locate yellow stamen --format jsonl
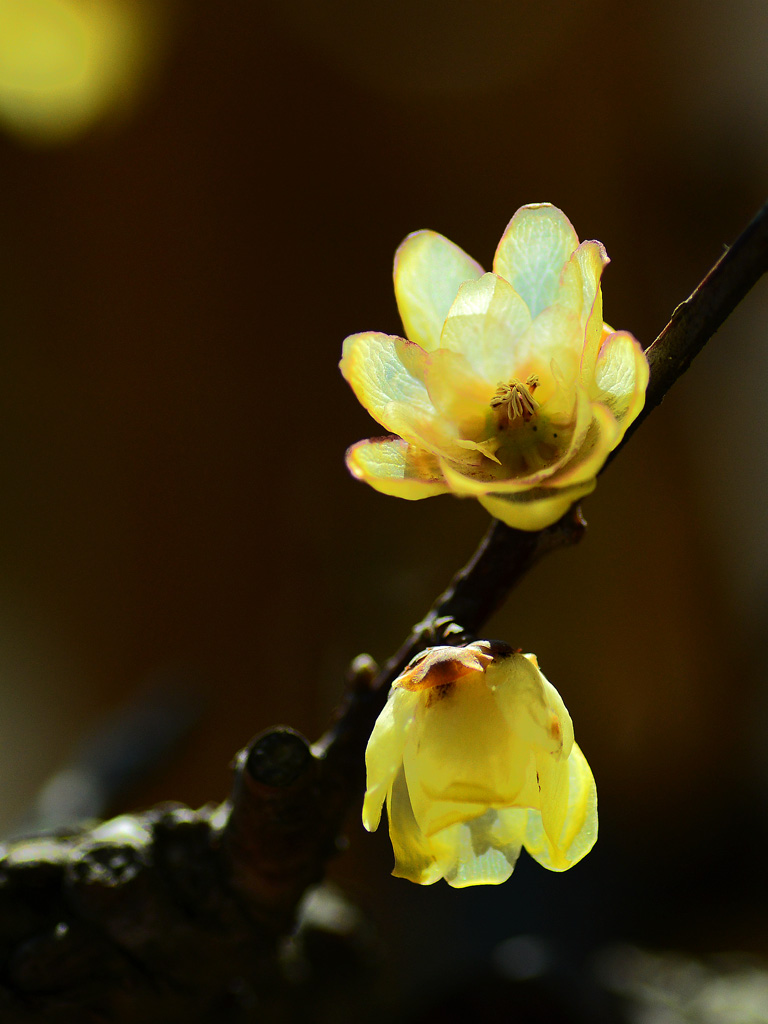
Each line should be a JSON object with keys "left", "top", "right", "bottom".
{"left": 490, "top": 378, "right": 540, "bottom": 423}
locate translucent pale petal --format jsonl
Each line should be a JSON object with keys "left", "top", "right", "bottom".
{"left": 440, "top": 274, "right": 532, "bottom": 382}
{"left": 536, "top": 667, "right": 575, "bottom": 758}
{"left": 409, "top": 792, "right": 494, "bottom": 842}
{"left": 489, "top": 653, "right": 569, "bottom": 753}
{"left": 494, "top": 204, "right": 579, "bottom": 318}
{"left": 388, "top": 767, "right": 444, "bottom": 884}
{"left": 512, "top": 303, "right": 583, "bottom": 372}
{"left": 436, "top": 810, "right": 524, "bottom": 888}
{"left": 340, "top": 332, "right": 433, "bottom": 439}
{"left": 404, "top": 675, "right": 532, "bottom": 836}
{"left": 523, "top": 744, "right": 597, "bottom": 871}
{"left": 477, "top": 477, "right": 597, "bottom": 530}
{"left": 557, "top": 241, "right": 609, "bottom": 379}
{"left": 423, "top": 348, "right": 493, "bottom": 437}
{"left": 533, "top": 751, "right": 570, "bottom": 847}
{"left": 394, "top": 230, "right": 484, "bottom": 351}
{"left": 486, "top": 805, "right": 529, "bottom": 855}
{"left": 363, "top": 688, "right": 420, "bottom": 831}
{"left": 346, "top": 437, "right": 450, "bottom": 500}
{"left": 544, "top": 404, "right": 619, "bottom": 490}
{"left": 592, "top": 330, "right": 649, "bottom": 442}
{"left": 437, "top": 455, "right": 534, "bottom": 497}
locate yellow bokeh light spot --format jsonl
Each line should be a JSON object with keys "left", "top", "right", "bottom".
{"left": 0, "top": 0, "right": 166, "bottom": 144}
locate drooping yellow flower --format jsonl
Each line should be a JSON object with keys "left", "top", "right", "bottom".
{"left": 341, "top": 204, "right": 649, "bottom": 530}
{"left": 363, "top": 640, "right": 597, "bottom": 887}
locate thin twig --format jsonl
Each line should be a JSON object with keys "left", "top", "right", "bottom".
{"left": 617, "top": 199, "right": 768, "bottom": 452}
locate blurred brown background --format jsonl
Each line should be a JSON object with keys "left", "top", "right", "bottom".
{"left": 0, "top": 0, "right": 766, "bottom": 1008}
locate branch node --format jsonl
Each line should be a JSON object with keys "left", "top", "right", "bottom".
{"left": 244, "top": 728, "right": 313, "bottom": 789}
{"left": 218, "top": 730, "right": 331, "bottom": 925}
{"left": 346, "top": 655, "right": 379, "bottom": 693}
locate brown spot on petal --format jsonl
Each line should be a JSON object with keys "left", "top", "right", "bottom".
{"left": 425, "top": 682, "right": 455, "bottom": 707}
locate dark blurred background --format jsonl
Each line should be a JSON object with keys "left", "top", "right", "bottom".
{"left": 0, "top": 0, "right": 766, "bottom": 1017}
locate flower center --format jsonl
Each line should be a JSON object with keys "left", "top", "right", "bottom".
{"left": 490, "top": 375, "right": 540, "bottom": 424}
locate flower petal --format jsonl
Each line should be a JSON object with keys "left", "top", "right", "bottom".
{"left": 533, "top": 658, "right": 574, "bottom": 758}
{"left": 436, "top": 808, "right": 526, "bottom": 888}
{"left": 477, "top": 477, "right": 597, "bottom": 530}
{"left": 404, "top": 674, "right": 532, "bottom": 836}
{"left": 394, "top": 230, "right": 484, "bottom": 351}
{"left": 388, "top": 766, "right": 444, "bottom": 884}
{"left": 340, "top": 332, "right": 433, "bottom": 438}
{"left": 493, "top": 204, "right": 579, "bottom": 318}
{"left": 510, "top": 303, "right": 584, "bottom": 387}
{"left": 363, "top": 688, "right": 420, "bottom": 832}
{"left": 489, "top": 652, "right": 570, "bottom": 754}
{"left": 558, "top": 240, "right": 610, "bottom": 378}
{"left": 591, "top": 330, "right": 649, "bottom": 443}
{"left": 440, "top": 273, "right": 532, "bottom": 382}
{"left": 423, "top": 348, "right": 494, "bottom": 437}
{"left": 523, "top": 743, "right": 598, "bottom": 871}
{"left": 346, "top": 437, "right": 450, "bottom": 499}
{"left": 542, "top": 403, "right": 620, "bottom": 490}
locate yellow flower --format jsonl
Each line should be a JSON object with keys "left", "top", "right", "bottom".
{"left": 340, "top": 203, "right": 649, "bottom": 530}
{"left": 363, "top": 640, "right": 597, "bottom": 887}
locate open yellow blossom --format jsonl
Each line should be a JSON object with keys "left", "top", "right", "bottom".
{"left": 363, "top": 640, "right": 597, "bottom": 887}
{"left": 341, "top": 203, "right": 649, "bottom": 530}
